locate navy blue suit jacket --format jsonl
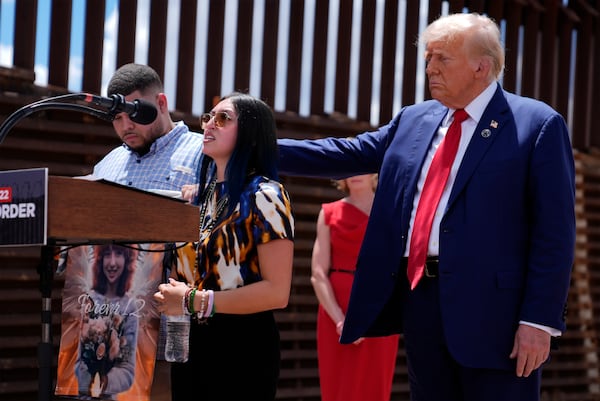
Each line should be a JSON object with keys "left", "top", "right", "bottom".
{"left": 278, "top": 84, "right": 575, "bottom": 370}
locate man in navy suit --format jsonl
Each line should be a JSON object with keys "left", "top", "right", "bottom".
{"left": 278, "top": 12, "right": 575, "bottom": 401}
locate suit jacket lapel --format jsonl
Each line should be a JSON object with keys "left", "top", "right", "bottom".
{"left": 399, "top": 106, "right": 446, "bottom": 229}
{"left": 446, "top": 86, "right": 511, "bottom": 210}
{"left": 406, "top": 105, "right": 447, "bottom": 191}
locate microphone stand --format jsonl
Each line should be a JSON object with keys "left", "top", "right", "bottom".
{"left": 0, "top": 93, "right": 114, "bottom": 145}
{"left": 0, "top": 94, "right": 115, "bottom": 401}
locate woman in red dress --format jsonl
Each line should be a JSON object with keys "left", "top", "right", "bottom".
{"left": 312, "top": 174, "right": 400, "bottom": 401}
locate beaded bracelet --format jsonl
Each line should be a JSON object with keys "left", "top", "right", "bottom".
{"left": 198, "top": 289, "right": 207, "bottom": 319}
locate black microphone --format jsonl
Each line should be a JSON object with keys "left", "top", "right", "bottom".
{"left": 80, "top": 93, "right": 158, "bottom": 125}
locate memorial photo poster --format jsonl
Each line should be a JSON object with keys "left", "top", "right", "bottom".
{"left": 55, "top": 243, "right": 167, "bottom": 401}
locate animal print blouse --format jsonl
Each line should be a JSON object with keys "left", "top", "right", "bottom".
{"left": 174, "top": 175, "right": 294, "bottom": 290}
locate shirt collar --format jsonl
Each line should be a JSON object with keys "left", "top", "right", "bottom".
{"left": 444, "top": 81, "right": 498, "bottom": 125}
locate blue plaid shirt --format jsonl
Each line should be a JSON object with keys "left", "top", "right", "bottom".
{"left": 93, "top": 121, "right": 203, "bottom": 191}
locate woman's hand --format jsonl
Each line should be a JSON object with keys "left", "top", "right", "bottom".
{"left": 153, "top": 278, "right": 189, "bottom": 315}
{"left": 335, "top": 320, "right": 364, "bottom": 345}
{"left": 181, "top": 184, "right": 199, "bottom": 202}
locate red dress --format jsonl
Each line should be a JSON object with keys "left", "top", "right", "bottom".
{"left": 317, "top": 200, "right": 400, "bottom": 401}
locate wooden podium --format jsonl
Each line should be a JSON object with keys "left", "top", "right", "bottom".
{"left": 48, "top": 176, "right": 199, "bottom": 244}
{"left": 38, "top": 176, "right": 199, "bottom": 401}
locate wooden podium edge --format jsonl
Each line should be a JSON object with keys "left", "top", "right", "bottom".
{"left": 48, "top": 176, "right": 199, "bottom": 243}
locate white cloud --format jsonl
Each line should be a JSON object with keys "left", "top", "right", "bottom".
{"left": 0, "top": 43, "right": 13, "bottom": 67}
{"left": 220, "top": 0, "right": 238, "bottom": 97}
{"left": 134, "top": 0, "right": 150, "bottom": 64}
{"left": 68, "top": 56, "right": 84, "bottom": 92}
{"left": 163, "top": 0, "right": 180, "bottom": 105}
{"left": 101, "top": 5, "right": 119, "bottom": 95}
{"left": 34, "top": 64, "right": 48, "bottom": 86}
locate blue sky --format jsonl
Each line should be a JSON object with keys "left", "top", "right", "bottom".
{"left": 0, "top": 0, "right": 199, "bottom": 109}
{"left": 2, "top": 0, "right": 384, "bottom": 118}
{"left": 0, "top": 0, "right": 577, "bottom": 131}
{"left": 0, "top": 0, "right": 441, "bottom": 124}
{"left": 0, "top": 0, "right": 460, "bottom": 125}
{"left": 0, "top": 0, "right": 574, "bottom": 120}
{"left": 1, "top": 0, "right": 118, "bottom": 92}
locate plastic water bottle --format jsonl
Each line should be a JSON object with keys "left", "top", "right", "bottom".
{"left": 164, "top": 314, "right": 190, "bottom": 363}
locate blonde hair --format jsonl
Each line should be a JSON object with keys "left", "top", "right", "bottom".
{"left": 419, "top": 13, "right": 505, "bottom": 81}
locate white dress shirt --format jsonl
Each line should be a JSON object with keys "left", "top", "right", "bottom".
{"left": 405, "top": 81, "right": 496, "bottom": 257}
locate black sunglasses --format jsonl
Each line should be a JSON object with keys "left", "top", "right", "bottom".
{"left": 200, "top": 111, "right": 236, "bottom": 129}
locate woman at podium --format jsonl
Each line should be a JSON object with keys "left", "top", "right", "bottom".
{"left": 155, "top": 92, "right": 295, "bottom": 401}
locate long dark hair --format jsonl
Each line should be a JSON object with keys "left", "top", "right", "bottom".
{"left": 196, "top": 92, "right": 278, "bottom": 215}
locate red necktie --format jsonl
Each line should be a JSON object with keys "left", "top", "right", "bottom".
{"left": 407, "top": 109, "right": 469, "bottom": 289}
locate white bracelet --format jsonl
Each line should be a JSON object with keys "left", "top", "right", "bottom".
{"left": 206, "top": 290, "right": 215, "bottom": 317}
{"left": 197, "top": 289, "right": 207, "bottom": 319}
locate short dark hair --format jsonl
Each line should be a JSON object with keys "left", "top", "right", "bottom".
{"left": 107, "top": 63, "right": 163, "bottom": 96}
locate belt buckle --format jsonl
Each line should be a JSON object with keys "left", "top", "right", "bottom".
{"left": 424, "top": 260, "right": 438, "bottom": 278}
